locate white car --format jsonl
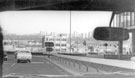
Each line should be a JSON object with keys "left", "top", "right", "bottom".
{"left": 131, "top": 57, "right": 135, "bottom": 62}
{"left": 16, "top": 51, "right": 32, "bottom": 63}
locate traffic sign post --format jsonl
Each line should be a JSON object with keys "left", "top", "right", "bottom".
{"left": 45, "top": 42, "right": 54, "bottom": 58}
{"left": 46, "top": 47, "right": 53, "bottom": 52}
{"left": 45, "top": 42, "right": 54, "bottom": 52}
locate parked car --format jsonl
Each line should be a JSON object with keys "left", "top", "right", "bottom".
{"left": 16, "top": 50, "right": 32, "bottom": 63}
{"left": 131, "top": 57, "right": 135, "bottom": 62}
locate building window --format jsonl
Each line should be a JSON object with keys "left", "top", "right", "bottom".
{"left": 49, "top": 38, "right": 54, "bottom": 41}
{"left": 61, "top": 49, "right": 66, "bottom": 51}
{"left": 46, "top": 38, "right": 48, "bottom": 41}
{"left": 56, "top": 49, "right": 60, "bottom": 51}
{"left": 61, "top": 44, "right": 66, "bottom": 46}
{"left": 62, "top": 39, "right": 66, "bottom": 41}
{"left": 55, "top": 44, "right": 60, "bottom": 46}
{"left": 131, "top": 12, "right": 135, "bottom": 26}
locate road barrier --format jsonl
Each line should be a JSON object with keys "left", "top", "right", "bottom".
{"left": 58, "top": 53, "right": 87, "bottom": 56}
{"left": 47, "top": 53, "right": 135, "bottom": 74}
{"left": 104, "top": 55, "right": 132, "bottom": 59}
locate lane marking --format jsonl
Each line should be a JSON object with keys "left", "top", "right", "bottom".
{"left": 46, "top": 61, "right": 51, "bottom": 64}
{"left": 31, "top": 62, "right": 44, "bottom": 64}
{"left": 3, "top": 73, "right": 71, "bottom": 78}
{"left": 38, "top": 75, "right": 70, "bottom": 77}
{"left": 32, "top": 56, "right": 44, "bottom": 58}
{"left": 11, "top": 63, "right": 16, "bottom": 67}
{"left": 3, "top": 73, "right": 24, "bottom": 78}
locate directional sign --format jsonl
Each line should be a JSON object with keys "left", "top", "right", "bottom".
{"left": 45, "top": 42, "right": 54, "bottom": 47}
{"left": 46, "top": 47, "right": 53, "bottom": 52}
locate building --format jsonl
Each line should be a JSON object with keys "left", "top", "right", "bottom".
{"left": 43, "top": 33, "right": 68, "bottom": 53}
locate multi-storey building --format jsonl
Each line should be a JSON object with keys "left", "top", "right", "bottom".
{"left": 42, "top": 33, "right": 68, "bottom": 53}
{"left": 54, "top": 34, "right": 67, "bottom": 52}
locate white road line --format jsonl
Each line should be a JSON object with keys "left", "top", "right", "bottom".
{"left": 32, "top": 56, "right": 44, "bottom": 58}
{"left": 31, "top": 62, "right": 44, "bottom": 64}
{"left": 46, "top": 61, "right": 50, "bottom": 64}
{"left": 38, "top": 75, "right": 70, "bottom": 77}
{"left": 11, "top": 63, "right": 16, "bottom": 67}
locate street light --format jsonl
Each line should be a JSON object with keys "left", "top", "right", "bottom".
{"left": 60, "top": 34, "right": 62, "bottom": 53}
{"left": 70, "top": 11, "right": 72, "bottom": 53}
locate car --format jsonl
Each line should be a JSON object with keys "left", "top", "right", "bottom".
{"left": 131, "top": 57, "right": 135, "bottom": 62}
{"left": 16, "top": 51, "right": 32, "bottom": 63}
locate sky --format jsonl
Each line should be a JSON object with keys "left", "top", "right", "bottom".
{"left": 0, "top": 11, "right": 112, "bottom": 35}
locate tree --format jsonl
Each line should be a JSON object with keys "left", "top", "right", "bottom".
{"left": 88, "top": 46, "right": 94, "bottom": 52}
{"left": 104, "top": 43, "right": 108, "bottom": 47}
{"left": 83, "top": 40, "right": 87, "bottom": 52}
{"left": 83, "top": 40, "right": 86, "bottom": 46}
{"left": 104, "top": 43, "right": 108, "bottom": 53}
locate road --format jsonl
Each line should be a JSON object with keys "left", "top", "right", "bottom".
{"left": 2, "top": 54, "right": 135, "bottom": 78}
{"left": 3, "top": 54, "right": 71, "bottom": 78}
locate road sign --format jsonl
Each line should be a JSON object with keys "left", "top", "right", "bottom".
{"left": 104, "top": 43, "right": 108, "bottom": 47}
{"left": 46, "top": 47, "right": 53, "bottom": 52}
{"left": 45, "top": 42, "right": 54, "bottom": 47}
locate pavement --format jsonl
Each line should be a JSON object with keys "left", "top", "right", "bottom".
{"left": 2, "top": 54, "right": 135, "bottom": 78}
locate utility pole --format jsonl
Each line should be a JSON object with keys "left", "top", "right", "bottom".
{"left": 70, "top": 11, "right": 72, "bottom": 53}
{"left": 118, "top": 40, "right": 123, "bottom": 59}
{"left": 60, "top": 34, "right": 62, "bottom": 53}
{"left": 0, "top": 27, "right": 3, "bottom": 78}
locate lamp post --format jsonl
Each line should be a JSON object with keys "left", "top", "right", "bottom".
{"left": 60, "top": 34, "right": 62, "bottom": 53}
{"left": 70, "top": 11, "right": 72, "bottom": 53}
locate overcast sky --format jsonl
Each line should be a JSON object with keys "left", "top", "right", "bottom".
{"left": 0, "top": 11, "right": 112, "bottom": 35}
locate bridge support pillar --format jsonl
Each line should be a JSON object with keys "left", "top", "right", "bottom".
{"left": 132, "top": 30, "right": 135, "bottom": 56}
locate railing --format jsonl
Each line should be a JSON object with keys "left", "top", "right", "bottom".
{"left": 47, "top": 53, "right": 135, "bottom": 74}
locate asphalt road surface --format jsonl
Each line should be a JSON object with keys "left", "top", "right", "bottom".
{"left": 3, "top": 54, "right": 71, "bottom": 76}
{"left": 2, "top": 54, "right": 135, "bottom": 78}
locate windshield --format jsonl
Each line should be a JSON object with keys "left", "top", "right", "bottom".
{"left": 1, "top": 6, "right": 135, "bottom": 78}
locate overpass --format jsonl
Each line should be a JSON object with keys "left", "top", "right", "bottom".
{"left": 112, "top": 12, "right": 135, "bottom": 55}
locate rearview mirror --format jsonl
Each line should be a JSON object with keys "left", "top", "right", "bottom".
{"left": 93, "top": 27, "right": 129, "bottom": 41}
